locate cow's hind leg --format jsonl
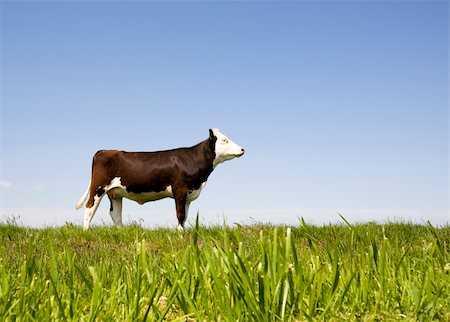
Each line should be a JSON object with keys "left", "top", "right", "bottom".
{"left": 108, "top": 195, "right": 123, "bottom": 226}
{"left": 83, "top": 188, "right": 105, "bottom": 230}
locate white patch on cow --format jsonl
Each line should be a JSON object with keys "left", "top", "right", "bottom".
{"left": 127, "top": 189, "right": 174, "bottom": 204}
{"left": 185, "top": 202, "right": 191, "bottom": 217}
{"left": 83, "top": 194, "right": 103, "bottom": 230}
{"left": 109, "top": 197, "right": 123, "bottom": 225}
{"left": 212, "top": 128, "right": 245, "bottom": 168}
{"left": 105, "top": 177, "right": 126, "bottom": 191}
{"left": 108, "top": 181, "right": 174, "bottom": 205}
{"left": 183, "top": 201, "right": 191, "bottom": 227}
{"left": 187, "top": 181, "right": 207, "bottom": 202}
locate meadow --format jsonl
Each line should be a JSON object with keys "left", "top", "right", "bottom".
{"left": 0, "top": 217, "right": 448, "bottom": 321}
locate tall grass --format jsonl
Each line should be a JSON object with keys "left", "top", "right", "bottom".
{"left": 0, "top": 218, "right": 448, "bottom": 321}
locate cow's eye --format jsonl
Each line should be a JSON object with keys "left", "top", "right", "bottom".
{"left": 223, "top": 139, "right": 229, "bottom": 143}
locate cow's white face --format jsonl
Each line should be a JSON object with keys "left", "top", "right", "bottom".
{"left": 211, "top": 128, "right": 245, "bottom": 167}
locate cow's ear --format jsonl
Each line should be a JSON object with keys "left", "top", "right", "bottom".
{"left": 209, "top": 129, "right": 215, "bottom": 141}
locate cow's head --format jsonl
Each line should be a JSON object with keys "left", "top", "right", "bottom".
{"left": 209, "top": 128, "right": 245, "bottom": 167}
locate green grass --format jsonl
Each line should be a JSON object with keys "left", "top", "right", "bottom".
{"left": 0, "top": 218, "right": 449, "bottom": 321}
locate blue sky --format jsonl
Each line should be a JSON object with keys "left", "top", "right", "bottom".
{"left": 0, "top": 1, "right": 448, "bottom": 227}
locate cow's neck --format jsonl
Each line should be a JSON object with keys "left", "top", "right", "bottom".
{"left": 192, "top": 139, "right": 216, "bottom": 178}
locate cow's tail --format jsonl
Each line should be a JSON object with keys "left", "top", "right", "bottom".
{"left": 75, "top": 182, "right": 91, "bottom": 210}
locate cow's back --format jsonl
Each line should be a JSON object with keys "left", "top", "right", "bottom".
{"left": 92, "top": 149, "right": 179, "bottom": 194}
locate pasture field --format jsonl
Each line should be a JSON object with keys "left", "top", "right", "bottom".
{"left": 0, "top": 218, "right": 449, "bottom": 321}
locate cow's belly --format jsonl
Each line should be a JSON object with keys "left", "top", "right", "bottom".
{"left": 108, "top": 186, "right": 174, "bottom": 205}
{"left": 104, "top": 177, "right": 206, "bottom": 204}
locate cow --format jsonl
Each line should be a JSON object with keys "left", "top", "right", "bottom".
{"left": 75, "top": 128, "right": 244, "bottom": 230}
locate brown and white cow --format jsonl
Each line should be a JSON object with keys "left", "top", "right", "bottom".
{"left": 76, "top": 128, "right": 244, "bottom": 229}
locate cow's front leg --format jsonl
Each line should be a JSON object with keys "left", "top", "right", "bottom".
{"left": 174, "top": 190, "right": 188, "bottom": 230}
